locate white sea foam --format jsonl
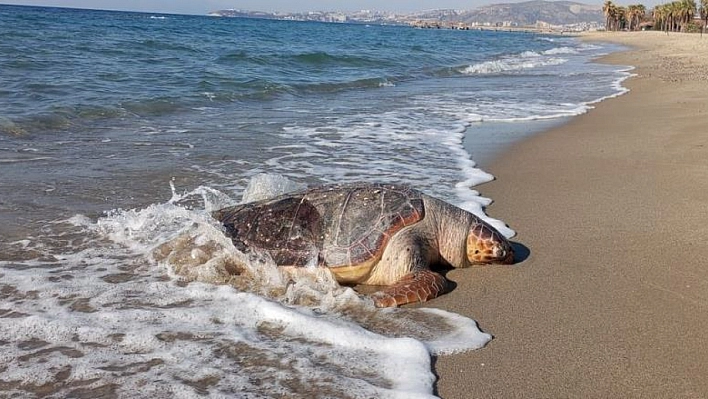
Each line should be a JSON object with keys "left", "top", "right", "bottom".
{"left": 462, "top": 54, "right": 567, "bottom": 75}
{"left": 543, "top": 46, "right": 578, "bottom": 55}
{"left": 277, "top": 108, "right": 508, "bottom": 236}
{"left": 579, "top": 43, "right": 603, "bottom": 51}
{"left": 484, "top": 103, "right": 592, "bottom": 122}
{"left": 520, "top": 50, "right": 541, "bottom": 58}
{"left": 0, "top": 180, "right": 492, "bottom": 398}
{"left": 585, "top": 66, "right": 635, "bottom": 105}
{"left": 240, "top": 173, "right": 307, "bottom": 203}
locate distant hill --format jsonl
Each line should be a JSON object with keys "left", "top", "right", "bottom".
{"left": 458, "top": 0, "right": 604, "bottom": 26}
{"left": 210, "top": 1, "right": 605, "bottom": 28}
{"left": 409, "top": 1, "right": 603, "bottom": 26}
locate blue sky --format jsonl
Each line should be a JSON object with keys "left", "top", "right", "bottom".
{"left": 0, "top": 0, "right": 631, "bottom": 15}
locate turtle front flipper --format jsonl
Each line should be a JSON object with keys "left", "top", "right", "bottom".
{"left": 371, "top": 270, "right": 450, "bottom": 307}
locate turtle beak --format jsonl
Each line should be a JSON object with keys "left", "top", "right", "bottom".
{"left": 499, "top": 247, "right": 514, "bottom": 265}
{"left": 495, "top": 243, "right": 515, "bottom": 264}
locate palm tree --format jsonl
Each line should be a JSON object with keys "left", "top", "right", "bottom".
{"left": 666, "top": 2, "right": 679, "bottom": 31}
{"left": 603, "top": 1, "right": 626, "bottom": 31}
{"left": 627, "top": 4, "right": 646, "bottom": 30}
{"left": 700, "top": 0, "right": 708, "bottom": 35}
{"left": 616, "top": 6, "right": 628, "bottom": 29}
{"left": 636, "top": 4, "right": 647, "bottom": 29}
{"left": 627, "top": 5, "right": 637, "bottom": 30}
{"left": 678, "top": 0, "right": 696, "bottom": 29}
{"left": 657, "top": 0, "right": 697, "bottom": 31}
{"left": 652, "top": 5, "right": 665, "bottom": 31}
{"left": 603, "top": 0, "right": 616, "bottom": 30}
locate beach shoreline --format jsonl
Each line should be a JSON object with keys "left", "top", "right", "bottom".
{"left": 434, "top": 31, "right": 708, "bottom": 398}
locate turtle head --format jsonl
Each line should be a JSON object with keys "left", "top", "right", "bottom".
{"left": 466, "top": 221, "right": 514, "bottom": 265}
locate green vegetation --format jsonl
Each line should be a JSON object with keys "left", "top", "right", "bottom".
{"left": 602, "top": 2, "right": 645, "bottom": 31}
{"left": 603, "top": 0, "right": 708, "bottom": 33}
{"left": 701, "top": 0, "right": 708, "bottom": 35}
{"left": 653, "top": 0, "right": 696, "bottom": 32}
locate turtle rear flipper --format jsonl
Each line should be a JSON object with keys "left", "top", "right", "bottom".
{"left": 371, "top": 270, "right": 450, "bottom": 307}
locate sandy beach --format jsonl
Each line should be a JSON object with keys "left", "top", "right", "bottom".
{"left": 434, "top": 31, "right": 708, "bottom": 398}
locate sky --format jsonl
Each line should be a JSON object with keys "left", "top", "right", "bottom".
{"left": 0, "top": 0, "right": 643, "bottom": 15}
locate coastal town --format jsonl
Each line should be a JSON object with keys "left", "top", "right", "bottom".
{"left": 210, "top": 0, "right": 708, "bottom": 33}
{"left": 208, "top": 2, "right": 606, "bottom": 32}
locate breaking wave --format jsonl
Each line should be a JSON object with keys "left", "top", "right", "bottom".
{"left": 461, "top": 52, "right": 568, "bottom": 75}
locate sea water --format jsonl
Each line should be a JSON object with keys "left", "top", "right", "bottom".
{"left": 0, "top": 5, "right": 630, "bottom": 397}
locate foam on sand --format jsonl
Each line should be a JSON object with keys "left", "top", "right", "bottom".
{"left": 0, "top": 178, "right": 492, "bottom": 398}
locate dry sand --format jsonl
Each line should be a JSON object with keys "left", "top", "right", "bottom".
{"left": 434, "top": 31, "right": 708, "bottom": 398}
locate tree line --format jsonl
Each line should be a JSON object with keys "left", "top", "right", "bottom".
{"left": 603, "top": 0, "right": 708, "bottom": 33}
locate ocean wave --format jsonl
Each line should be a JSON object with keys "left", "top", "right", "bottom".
{"left": 580, "top": 43, "right": 603, "bottom": 51}
{"left": 0, "top": 156, "right": 54, "bottom": 163}
{"left": 523, "top": 47, "right": 579, "bottom": 57}
{"left": 461, "top": 56, "right": 567, "bottom": 75}
{"left": 520, "top": 50, "right": 542, "bottom": 58}
{"left": 584, "top": 66, "right": 635, "bottom": 105}
{"left": 134, "top": 38, "right": 201, "bottom": 53}
{"left": 543, "top": 46, "right": 579, "bottom": 55}
{"left": 0, "top": 101, "right": 182, "bottom": 136}
{"left": 215, "top": 51, "right": 270, "bottom": 65}
{"left": 0, "top": 74, "right": 402, "bottom": 136}
{"left": 216, "top": 50, "right": 390, "bottom": 72}
{"left": 292, "top": 51, "right": 385, "bottom": 68}
{"left": 293, "top": 76, "right": 401, "bottom": 94}
{"left": 484, "top": 105, "right": 591, "bottom": 122}
{"left": 120, "top": 98, "right": 188, "bottom": 116}
{"left": 0, "top": 112, "right": 74, "bottom": 135}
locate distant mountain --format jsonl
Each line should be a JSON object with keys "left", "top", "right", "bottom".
{"left": 210, "top": 1, "right": 605, "bottom": 28}
{"left": 458, "top": 0, "right": 604, "bottom": 26}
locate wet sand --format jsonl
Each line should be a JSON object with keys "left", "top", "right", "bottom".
{"left": 434, "top": 31, "right": 708, "bottom": 398}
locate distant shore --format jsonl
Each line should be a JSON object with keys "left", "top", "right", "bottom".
{"left": 410, "top": 20, "right": 571, "bottom": 34}
{"left": 434, "top": 30, "right": 708, "bottom": 398}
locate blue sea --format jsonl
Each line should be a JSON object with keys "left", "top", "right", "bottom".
{"left": 0, "top": 5, "right": 630, "bottom": 398}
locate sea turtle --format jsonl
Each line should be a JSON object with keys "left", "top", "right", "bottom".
{"left": 213, "top": 183, "right": 514, "bottom": 307}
